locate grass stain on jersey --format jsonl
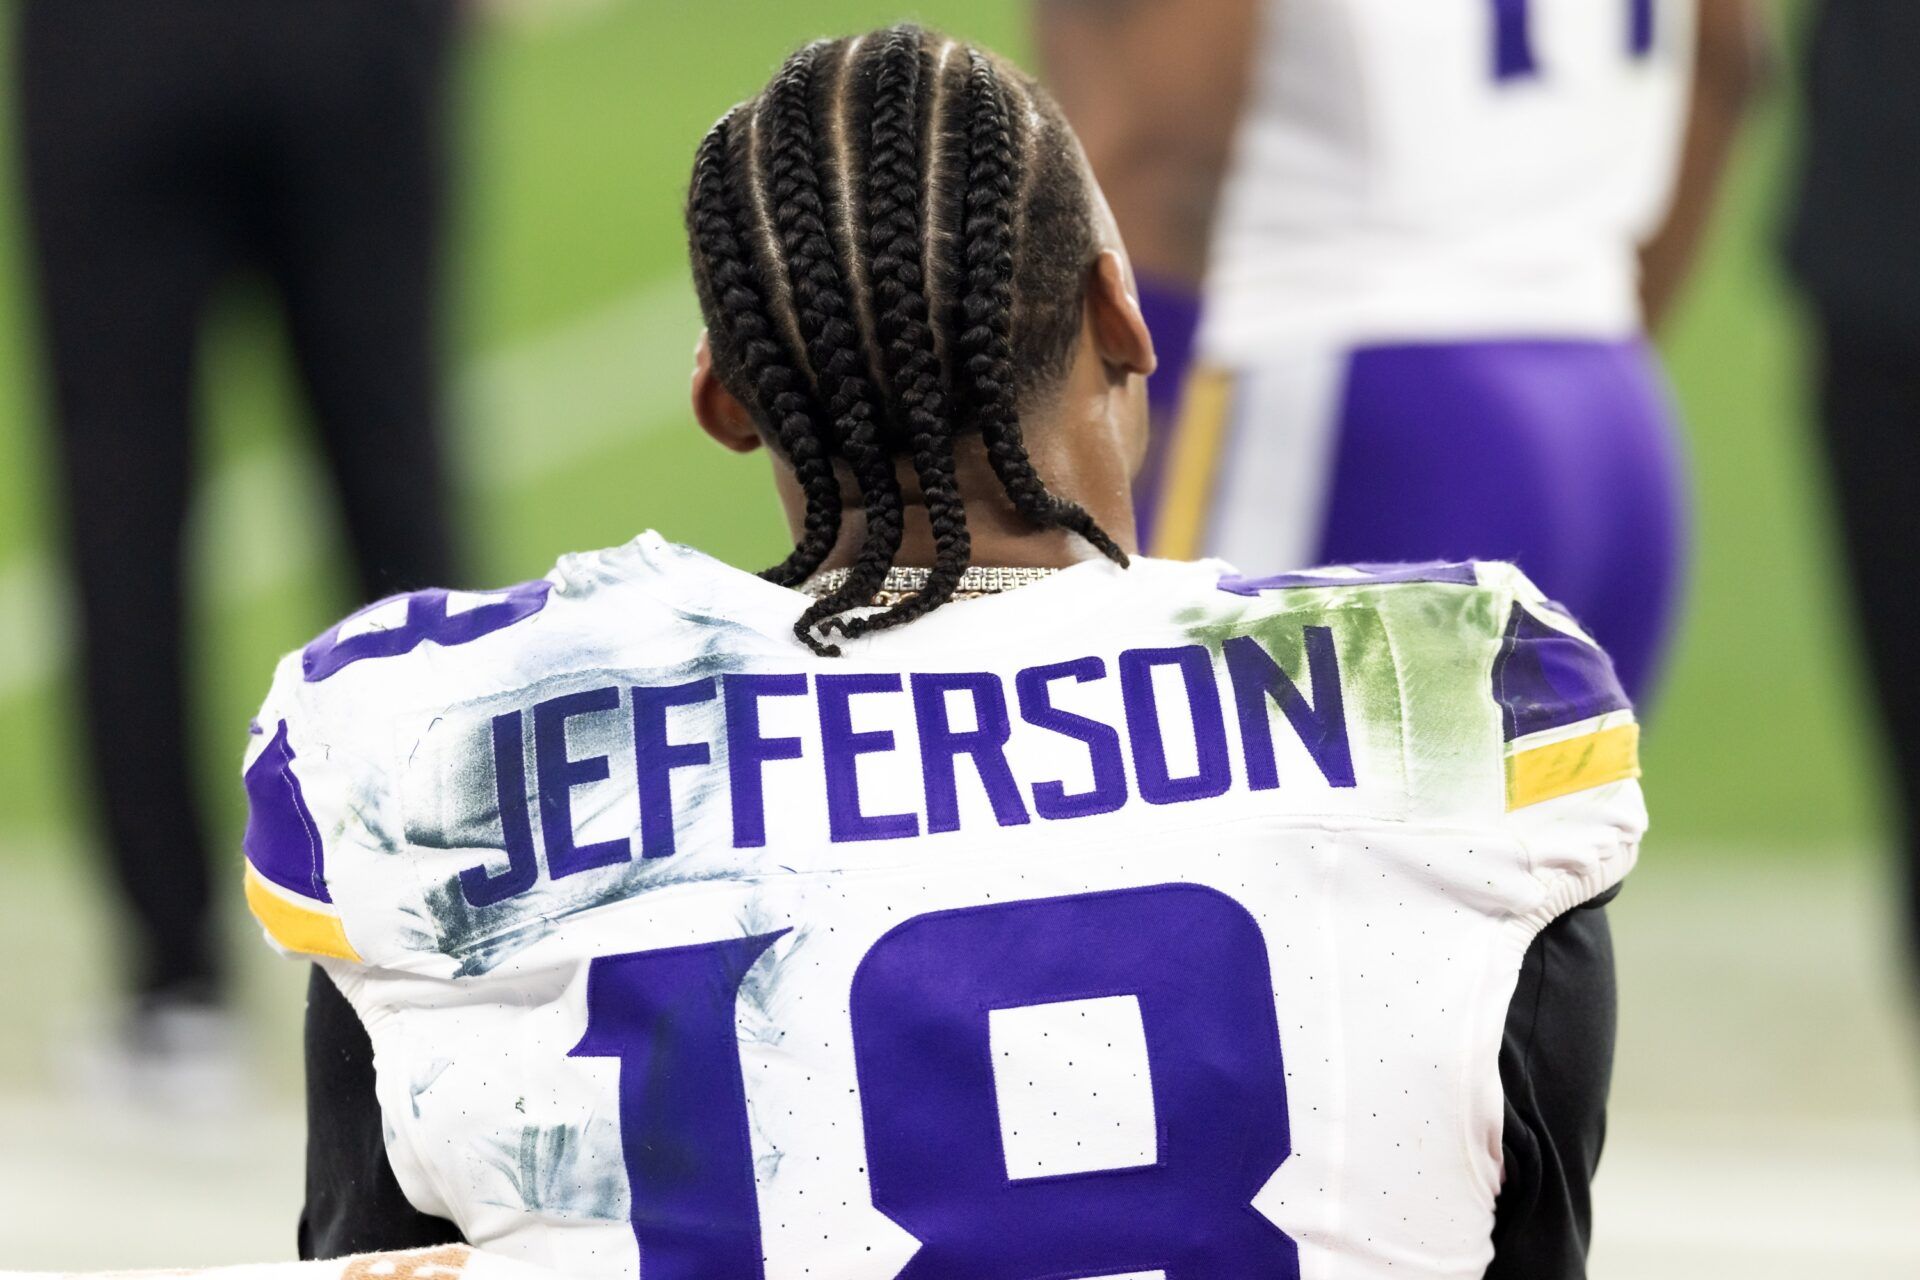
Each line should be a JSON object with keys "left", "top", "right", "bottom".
{"left": 1179, "top": 579, "right": 1513, "bottom": 812}
{"left": 1180, "top": 592, "right": 1409, "bottom": 795}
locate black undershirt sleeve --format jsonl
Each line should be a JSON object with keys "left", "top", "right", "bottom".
{"left": 300, "top": 893, "right": 1621, "bottom": 1270}
{"left": 300, "top": 965, "right": 464, "bottom": 1260}
{"left": 1485, "top": 884, "right": 1622, "bottom": 1280}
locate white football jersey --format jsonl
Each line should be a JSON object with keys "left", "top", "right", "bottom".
{"left": 241, "top": 534, "right": 1644, "bottom": 1280}
{"left": 1201, "top": 0, "right": 1695, "bottom": 358}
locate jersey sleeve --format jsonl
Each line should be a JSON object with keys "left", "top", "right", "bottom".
{"left": 301, "top": 967, "right": 466, "bottom": 1258}
{"left": 1487, "top": 886, "right": 1619, "bottom": 1278}
{"left": 241, "top": 648, "right": 398, "bottom": 967}
{"left": 1478, "top": 564, "right": 1646, "bottom": 922}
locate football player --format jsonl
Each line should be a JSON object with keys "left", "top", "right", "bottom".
{"left": 244, "top": 26, "right": 1645, "bottom": 1278}
{"left": 1038, "top": 0, "right": 1768, "bottom": 704}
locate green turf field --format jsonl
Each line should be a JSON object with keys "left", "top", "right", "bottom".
{"left": 0, "top": 0, "right": 1887, "bottom": 861}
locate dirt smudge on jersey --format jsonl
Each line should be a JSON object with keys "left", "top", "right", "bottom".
{"left": 476, "top": 1120, "right": 625, "bottom": 1222}
{"left": 400, "top": 644, "right": 769, "bottom": 974}
{"left": 409, "top": 1056, "right": 455, "bottom": 1119}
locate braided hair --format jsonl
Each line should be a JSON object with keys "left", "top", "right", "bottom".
{"left": 688, "top": 25, "right": 1126, "bottom": 655}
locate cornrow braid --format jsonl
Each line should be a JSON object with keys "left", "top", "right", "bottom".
{"left": 687, "top": 25, "right": 1127, "bottom": 653}
{"left": 833, "top": 28, "right": 970, "bottom": 640}
{"left": 768, "top": 41, "right": 921, "bottom": 653}
{"left": 687, "top": 112, "right": 842, "bottom": 598}
{"left": 759, "top": 42, "right": 905, "bottom": 654}
{"left": 956, "top": 51, "right": 1128, "bottom": 569}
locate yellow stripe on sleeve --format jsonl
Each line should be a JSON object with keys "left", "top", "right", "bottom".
{"left": 245, "top": 864, "right": 362, "bottom": 962}
{"left": 1506, "top": 723, "right": 1642, "bottom": 811}
{"left": 1150, "top": 368, "right": 1235, "bottom": 561}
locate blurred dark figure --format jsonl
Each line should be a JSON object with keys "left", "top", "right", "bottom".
{"left": 1787, "top": 1, "right": 1920, "bottom": 992}
{"left": 15, "top": 0, "right": 460, "bottom": 1091}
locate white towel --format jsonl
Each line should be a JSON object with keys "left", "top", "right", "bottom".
{"left": 0, "top": 1246, "right": 566, "bottom": 1280}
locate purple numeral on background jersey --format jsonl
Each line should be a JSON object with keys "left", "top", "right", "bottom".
{"left": 1493, "top": 0, "right": 1657, "bottom": 81}
{"left": 851, "top": 885, "right": 1298, "bottom": 1279}
{"left": 1491, "top": 0, "right": 1539, "bottom": 79}
{"left": 1630, "top": 0, "right": 1656, "bottom": 55}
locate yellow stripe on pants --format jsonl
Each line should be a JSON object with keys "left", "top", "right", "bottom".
{"left": 1150, "top": 368, "right": 1235, "bottom": 561}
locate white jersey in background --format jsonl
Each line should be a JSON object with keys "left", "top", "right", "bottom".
{"left": 1202, "top": 0, "right": 1695, "bottom": 358}
{"left": 241, "top": 534, "right": 1644, "bottom": 1279}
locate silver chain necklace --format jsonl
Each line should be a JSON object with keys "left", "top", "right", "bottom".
{"left": 799, "top": 564, "right": 1060, "bottom": 603}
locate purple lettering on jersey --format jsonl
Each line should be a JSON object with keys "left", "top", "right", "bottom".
{"left": 851, "top": 885, "right": 1299, "bottom": 1278}
{"left": 819, "top": 674, "right": 919, "bottom": 843}
{"left": 911, "top": 673, "right": 1031, "bottom": 834}
{"left": 460, "top": 711, "right": 542, "bottom": 908}
{"left": 439, "top": 631, "right": 1359, "bottom": 902}
{"left": 1492, "top": 604, "right": 1631, "bottom": 741}
{"left": 1120, "top": 647, "right": 1233, "bottom": 805}
{"left": 724, "top": 674, "right": 807, "bottom": 848}
{"left": 632, "top": 679, "right": 716, "bottom": 859}
{"left": 1015, "top": 658, "right": 1130, "bottom": 821}
{"left": 533, "top": 686, "right": 631, "bottom": 879}
{"left": 1224, "top": 630, "right": 1357, "bottom": 790}
{"left": 302, "top": 581, "right": 551, "bottom": 682}
{"left": 1217, "top": 562, "right": 1479, "bottom": 595}
{"left": 242, "top": 719, "right": 331, "bottom": 903}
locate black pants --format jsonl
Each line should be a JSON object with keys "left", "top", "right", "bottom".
{"left": 17, "top": 0, "right": 460, "bottom": 999}
{"left": 1816, "top": 317, "right": 1920, "bottom": 989}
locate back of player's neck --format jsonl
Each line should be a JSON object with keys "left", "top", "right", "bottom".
{"left": 819, "top": 504, "right": 1110, "bottom": 572}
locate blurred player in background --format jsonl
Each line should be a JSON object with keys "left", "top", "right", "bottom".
{"left": 1788, "top": 0, "right": 1920, "bottom": 991}
{"left": 1038, "top": 0, "right": 1767, "bottom": 704}
{"left": 247, "top": 26, "right": 1644, "bottom": 1275}
{"left": 14, "top": 0, "right": 461, "bottom": 1094}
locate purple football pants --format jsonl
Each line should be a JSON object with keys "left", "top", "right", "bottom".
{"left": 1143, "top": 338, "right": 1689, "bottom": 706}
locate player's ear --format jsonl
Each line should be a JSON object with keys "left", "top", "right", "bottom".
{"left": 693, "top": 331, "right": 763, "bottom": 454}
{"left": 1088, "top": 250, "right": 1157, "bottom": 383}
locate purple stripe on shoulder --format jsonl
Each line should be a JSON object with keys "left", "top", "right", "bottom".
{"left": 243, "top": 719, "right": 331, "bottom": 904}
{"left": 1492, "top": 604, "right": 1632, "bottom": 741}
{"left": 1217, "top": 562, "right": 1480, "bottom": 596}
